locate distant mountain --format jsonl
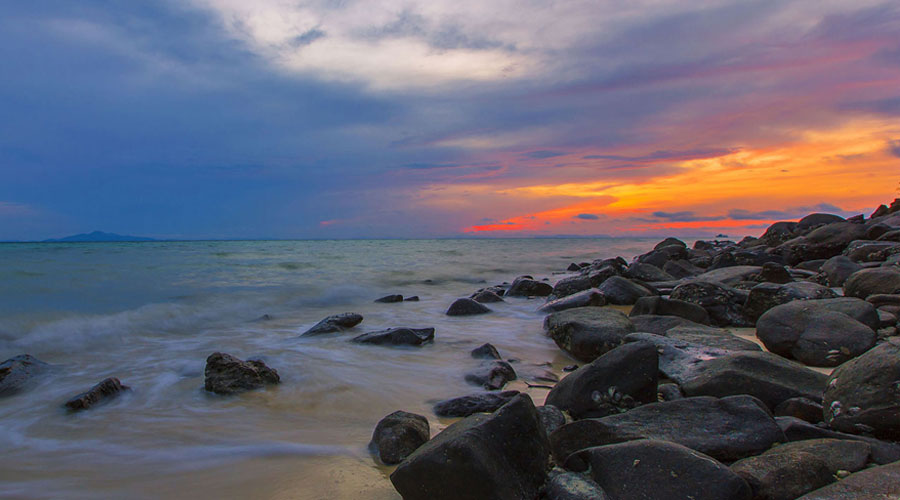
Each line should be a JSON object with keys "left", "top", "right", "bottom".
{"left": 43, "top": 231, "right": 156, "bottom": 242}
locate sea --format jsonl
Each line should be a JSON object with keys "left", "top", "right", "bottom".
{"left": 0, "top": 238, "right": 662, "bottom": 499}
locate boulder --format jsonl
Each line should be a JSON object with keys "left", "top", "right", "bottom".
{"left": 300, "top": 312, "right": 364, "bottom": 336}
{"left": 0, "top": 354, "right": 49, "bottom": 397}
{"left": 662, "top": 259, "right": 703, "bottom": 279}
{"left": 545, "top": 342, "right": 658, "bottom": 419}
{"left": 470, "top": 343, "right": 501, "bottom": 360}
{"left": 773, "top": 397, "right": 823, "bottom": 423}
{"left": 567, "top": 440, "right": 751, "bottom": 500}
{"left": 796, "top": 259, "right": 827, "bottom": 272}
{"left": 680, "top": 351, "right": 828, "bottom": 409}
{"left": 844, "top": 267, "right": 900, "bottom": 299}
{"left": 796, "top": 461, "right": 900, "bottom": 500}
{"left": 777, "top": 222, "right": 869, "bottom": 265}
{"left": 550, "top": 275, "right": 593, "bottom": 299}
{"left": 539, "top": 289, "right": 606, "bottom": 313}
{"left": 628, "top": 296, "right": 710, "bottom": 324}
{"left": 446, "top": 298, "right": 491, "bottom": 316}
{"left": 464, "top": 360, "right": 516, "bottom": 390}
{"left": 64, "top": 377, "right": 129, "bottom": 411}
{"left": 823, "top": 338, "right": 900, "bottom": 439}
{"left": 798, "top": 213, "right": 845, "bottom": 231}
{"left": 550, "top": 395, "right": 784, "bottom": 464}
{"left": 537, "top": 405, "right": 568, "bottom": 436}
{"left": 820, "top": 255, "right": 863, "bottom": 286}
{"left": 543, "top": 307, "right": 635, "bottom": 362}
{"left": 594, "top": 276, "right": 653, "bottom": 305}
{"left": 876, "top": 229, "right": 900, "bottom": 242}
{"left": 351, "top": 327, "right": 435, "bottom": 346}
{"left": 541, "top": 469, "right": 609, "bottom": 500}
{"left": 506, "top": 276, "right": 553, "bottom": 297}
{"left": 370, "top": 411, "right": 430, "bottom": 465}
{"left": 623, "top": 333, "right": 737, "bottom": 384}
{"left": 665, "top": 326, "right": 762, "bottom": 352}
{"left": 744, "top": 281, "right": 838, "bottom": 323}
{"left": 391, "top": 394, "right": 550, "bottom": 500}
{"left": 757, "top": 262, "right": 792, "bottom": 284}
{"left": 566, "top": 263, "right": 583, "bottom": 272}
{"left": 432, "top": 391, "right": 520, "bottom": 418}
{"left": 637, "top": 244, "right": 689, "bottom": 268}
{"left": 845, "top": 240, "right": 899, "bottom": 262}
{"left": 625, "top": 262, "right": 674, "bottom": 282}
{"left": 765, "top": 438, "right": 871, "bottom": 473}
{"left": 691, "top": 265, "right": 762, "bottom": 286}
{"left": 629, "top": 314, "right": 707, "bottom": 335}
{"left": 471, "top": 290, "right": 504, "bottom": 303}
{"left": 776, "top": 416, "right": 900, "bottom": 465}
{"left": 203, "top": 352, "right": 280, "bottom": 395}
{"left": 670, "top": 281, "right": 751, "bottom": 327}
{"left": 375, "top": 294, "right": 404, "bottom": 303}
{"left": 658, "top": 383, "right": 684, "bottom": 401}
{"left": 731, "top": 450, "right": 833, "bottom": 500}
{"left": 655, "top": 237, "right": 687, "bottom": 250}
{"left": 760, "top": 221, "right": 799, "bottom": 247}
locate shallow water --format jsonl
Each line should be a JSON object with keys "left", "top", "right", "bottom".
{"left": 0, "top": 238, "right": 659, "bottom": 499}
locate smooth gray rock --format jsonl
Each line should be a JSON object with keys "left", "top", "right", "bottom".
{"left": 595, "top": 276, "right": 654, "bottom": 305}
{"left": 744, "top": 281, "right": 838, "bottom": 323}
{"left": 370, "top": 411, "right": 430, "bottom": 465}
{"left": 541, "top": 469, "right": 609, "bottom": 500}
{"left": 464, "top": 360, "right": 516, "bottom": 390}
{"left": 845, "top": 240, "right": 900, "bottom": 262}
{"left": 623, "top": 333, "right": 735, "bottom": 384}
{"left": 507, "top": 276, "right": 553, "bottom": 297}
{"left": 375, "top": 294, "right": 404, "bottom": 303}
{"left": 204, "top": 352, "right": 280, "bottom": 395}
{"left": 821, "top": 255, "right": 863, "bottom": 287}
{"left": 543, "top": 307, "right": 636, "bottom": 362}
{"left": 470, "top": 343, "right": 501, "bottom": 360}
{"left": 446, "top": 298, "right": 491, "bottom": 316}
{"left": 301, "top": 312, "right": 364, "bottom": 336}
{"left": 539, "top": 289, "right": 606, "bottom": 313}
{"left": 537, "top": 405, "right": 568, "bottom": 437}
{"left": 351, "top": 327, "right": 435, "bottom": 346}
{"left": 625, "top": 262, "right": 674, "bottom": 282}
{"left": 432, "top": 391, "right": 521, "bottom": 418}
{"left": 731, "top": 450, "right": 833, "bottom": 500}
{"left": 629, "top": 296, "right": 710, "bottom": 324}
{"left": 550, "top": 275, "right": 593, "bottom": 299}
{"left": 666, "top": 326, "right": 762, "bottom": 352}
{"left": 764, "top": 439, "right": 871, "bottom": 473}
{"left": 691, "top": 265, "right": 762, "bottom": 286}
{"left": 777, "top": 222, "right": 868, "bottom": 265}
{"left": 844, "top": 267, "right": 900, "bottom": 299}
{"left": 663, "top": 259, "right": 703, "bottom": 279}
{"left": 471, "top": 289, "right": 504, "bottom": 303}
{"left": 629, "top": 314, "right": 707, "bottom": 335}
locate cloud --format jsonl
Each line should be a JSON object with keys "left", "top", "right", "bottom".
{"left": 574, "top": 213, "right": 599, "bottom": 220}
{"left": 524, "top": 150, "right": 567, "bottom": 159}
{"left": 728, "top": 203, "right": 850, "bottom": 220}
{"left": 290, "top": 28, "right": 326, "bottom": 47}
{"left": 650, "top": 211, "right": 727, "bottom": 222}
{"left": 890, "top": 140, "right": 900, "bottom": 158}
{"left": 582, "top": 148, "right": 737, "bottom": 163}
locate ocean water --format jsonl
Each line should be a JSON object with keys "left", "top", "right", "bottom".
{"left": 0, "top": 239, "right": 660, "bottom": 499}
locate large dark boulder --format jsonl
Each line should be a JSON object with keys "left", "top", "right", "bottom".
{"left": 670, "top": 281, "right": 751, "bottom": 327}
{"left": 680, "top": 351, "right": 828, "bottom": 409}
{"left": 543, "top": 307, "right": 635, "bottom": 362}
{"left": 0, "top": 354, "right": 49, "bottom": 397}
{"left": 375, "top": 294, "right": 404, "bottom": 303}
{"left": 844, "top": 267, "right": 900, "bottom": 299}
{"left": 820, "top": 255, "right": 863, "bottom": 286}
{"left": 539, "top": 289, "right": 606, "bottom": 313}
{"left": 798, "top": 213, "right": 845, "bottom": 231}
{"left": 625, "top": 262, "right": 674, "bottom": 282}
{"left": 567, "top": 440, "right": 751, "bottom": 500}
{"left": 691, "top": 265, "right": 762, "bottom": 286}
{"left": 665, "top": 326, "right": 762, "bottom": 352}
{"left": 637, "top": 244, "right": 689, "bottom": 268}
{"left": 204, "top": 352, "right": 280, "bottom": 395}
{"left": 550, "top": 395, "right": 784, "bottom": 464}
{"left": 777, "top": 416, "right": 900, "bottom": 465}
{"left": 391, "top": 394, "right": 550, "bottom": 500}
{"left": 760, "top": 221, "right": 799, "bottom": 247}
{"left": 662, "top": 259, "right": 703, "bottom": 279}
{"left": 624, "top": 332, "right": 749, "bottom": 384}
{"left": 756, "top": 298, "right": 877, "bottom": 366}
{"left": 64, "top": 377, "right": 130, "bottom": 411}
{"left": 464, "top": 360, "right": 516, "bottom": 390}
{"left": 301, "top": 312, "right": 364, "bottom": 336}
{"left": 471, "top": 289, "right": 504, "bottom": 303}
{"left": 370, "top": 410, "right": 430, "bottom": 465}
{"left": 764, "top": 439, "right": 871, "bottom": 473}
{"left": 824, "top": 338, "right": 900, "bottom": 440}
{"left": 655, "top": 237, "right": 687, "bottom": 250}
{"left": 777, "top": 222, "right": 868, "bottom": 265}
{"left": 537, "top": 406, "right": 567, "bottom": 436}
{"left": 351, "top": 327, "right": 435, "bottom": 346}
{"left": 470, "top": 343, "right": 501, "bottom": 360}
{"left": 757, "top": 262, "right": 792, "bottom": 284}
{"left": 541, "top": 469, "right": 609, "bottom": 500}
{"left": 595, "top": 276, "right": 653, "bottom": 305}
{"left": 545, "top": 342, "right": 658, "bottom": 419}
{"left": 731, "top": 449, "right": 833, "bottom": 500}
{"left": 432, "top": 391, "right": 520, "bottom": 418}
{"left": 446, "top": 298, "right": 491, "bottom": 316}
{"left": 796, "top": 461, "right": 900, "bottom": 499}
{"left": 507, "top": 276, "right": 553, "bottom": 297}
{"left": 629, "top": 314, "right": 707, "bottom": 335}
{"left": 844, "top": 240, "right": 900, "bottom": 262}
{"left": 773, "top": 397, "right": 824, "bottom": 423}
{"left": 743, "top": 281, "right": 837, "bottom": 323}
{"left": 628, "top": 296, "right": 710, "bottom": 324}
{"left": 550, "top": 275, "right": 593, "bottom": 299}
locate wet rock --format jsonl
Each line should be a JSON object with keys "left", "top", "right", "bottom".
{"left": 537, "top": 405, "right": 567, "bottom": 437}
{"left": 680, "top": 351, "right": 828, "bottom": 409}
{"left": 824, "top": 338, "right": 900, "bottom": 440}
{"left": 471, "top": 290, "right": 504, "bottom": 303}
{"left": 0, "top": 354, "right": 49, "bottom": 397}
{"left": 541, "top": 469, "right": 609, "bottom": 500}
{"left": 773, "top": 397, "right": 823, "bottom": 424}
{"left": 351, "top": 327, "right": 435, "bottom": 346}
{"left": 709, "top": 251, "right": 738, "bottom": 270}
{"left": 730, "top": 449, "right": 833, "bottom": 500}
{"left": 404, "top": 296, "right": 420, "bottom": 302}
{"left": 744, "top": 281, "right": 838, "bottom": 323}
{"left": 506, "top": 276, "right": 553, "bottom": 297}
{"left": 375, "top": 294, "right": 404, "bottom": 303}
{"left": 370, "top": 411, "right": 430, "bottom": 465}
{"left": 543, "top": 307, "right": 636, "bottom": 362}
{"left": 464, "top": 360, "right": 516, "bottom": 390}
{"left": 446, "top": 298, "right": 491, "bottom": 316}
{"left": 844, "top": 267, "right": 900, "bottom": 299}
{"left": 776, "top": 416, "right": 900, "bottom": 465}
{"left": 204, "top": 352, "right": 280, "bottom": 395}
{"left": 300, "top": 312, "right": 364, "bottom": 336}
{"left": 670, "top": 281, "right": 751, "bottom": 327}
{"left": 777, "top": 222, "right": 868, "bottom": 265}
{"left": 567, "top": 440, "right": 751, "bottom": 500}
{"left": 796, "top": 461, "right": 900, "bottom": 499}
{"left": 539, "top": 289, "right": 606, "bottom": 313}
{"left": 628, "top": 296, "right": 710, "bottom": 324}
{"left": 432, "top": 390, "right": 521, "bottom": 418}
{"left": 625, "top": 262, "right": 674, "bottom": 282}
{"left": 550, "top": 395, "right": 783, "bottom": 464}
{"left": 392, "top": 394, "right": 550, "bottom": 500}
{"left": 545, "top": 342, "right": 658, "bottom": 419}
{"left": 595, "top": 276, "right": 653, "bottom": 305}
{"left": 64, "top": 377, "right": 129, "bottom": 411}
{"left": 550, "top": 275, "right": 593, "bottom": 299}
{"left": 470, "top": 343, "right": 501, "bottom": 360}
{"left": 756, "top": 300, "right": 876, "bottom": 367}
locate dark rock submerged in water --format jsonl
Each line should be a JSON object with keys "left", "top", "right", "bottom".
{"left": 300, "top": 312, "right": 363, "bottom": 336}
{"left": 432, "top": 390, "right": 520, "bottom": 418}
{"left": 471, "top": 289, "right": 504, "bottom": 303}
{"left": 544, "top": 342, "right": 658, "bottom": 419}
{"left": 391, "top": 394, "right": 550, "bottom": 500}
{"left": 370, "top": 411, "right": 430, "bottom": 465}
{"left": 351, "top": 327, "right": 435, "bottom": 346}
{"left": 64, "top": 377, "right": 130, "bottom": 411}
{"left": 796, "top": 461, "right": 900, "bottom": 499}
{"left": 0, "top": 354, "right": 49, "bottom": 397}
{"left": 506, "top": 276, "right": 553, "bottom": 297}
{"left": 464, "top": 360, "right": 516, "bottom": 390}
{"left": 470, "top": 343, "right": 501, "bottom": 360}
{"left": 203, "top": 352, "right": 280, "bottom": 395}
{"left": 374, "top": 294, "right": 404, "bottom": 303}
{"left": 595, "top": 276, "right": 653, "bottom": 305}
{"left": 567, "top": 440, "right": 751, "bottom": 500}
{"left": 538, "top": 288, "right": 606, "bottom": 313}
{"left": 445, "top": 298, "right": 491, "bottom": 316}
{"left": 543, "top": 307, "right": 635, "bottom": 362}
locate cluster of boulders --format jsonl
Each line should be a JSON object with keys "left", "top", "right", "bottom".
{"left": 373, "top": 201, "right": 900, "bottom": 499}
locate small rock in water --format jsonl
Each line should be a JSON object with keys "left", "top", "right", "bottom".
{"left": 65, "top": 377, "right": 130, "bottom": 411}
{"left": 432, "top": 390, "right": 520, "bottom": 417}
{"left": 464, "top": 360, "right": 516, "bottom": 390}
{"left": 470, "top": 343, "right": 501, "bottom": 360}
{"left": 471, "top": 290, "right": 504, "bottom": 303}
{"left": 566, "top": 263, "right": 583, "bottom": 272}
{"left": 562, "top": 365, "right": 578, "bottom": 372}
{"left": 404, "top": 296, "right": 420, "bottom": 302}
{"left": 374, "top": 294, "right": 404, "bottom": 303}
{"left": 300, "top": 312, "right": 363, "bottom": 336}
{"left": 204, "top": 352, "right": 281, "bottom": 395}
{"left": 506, "top": 276, "right": 553, "bottom": 297}
{"left": 446, "top": 298, "right": 491, "bottom": 316}
{"left": 0, "top": 354, "right": 50, "bottom": 397}
{"left": 351, "top": 327, "right": 435, "bottom": 346}
{"left": 370, "top": 410, "right": 430, "bottom": 465}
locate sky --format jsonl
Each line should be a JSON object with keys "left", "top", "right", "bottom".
{"left": 0, "top": 0, "right": 899, "bottom": 240}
